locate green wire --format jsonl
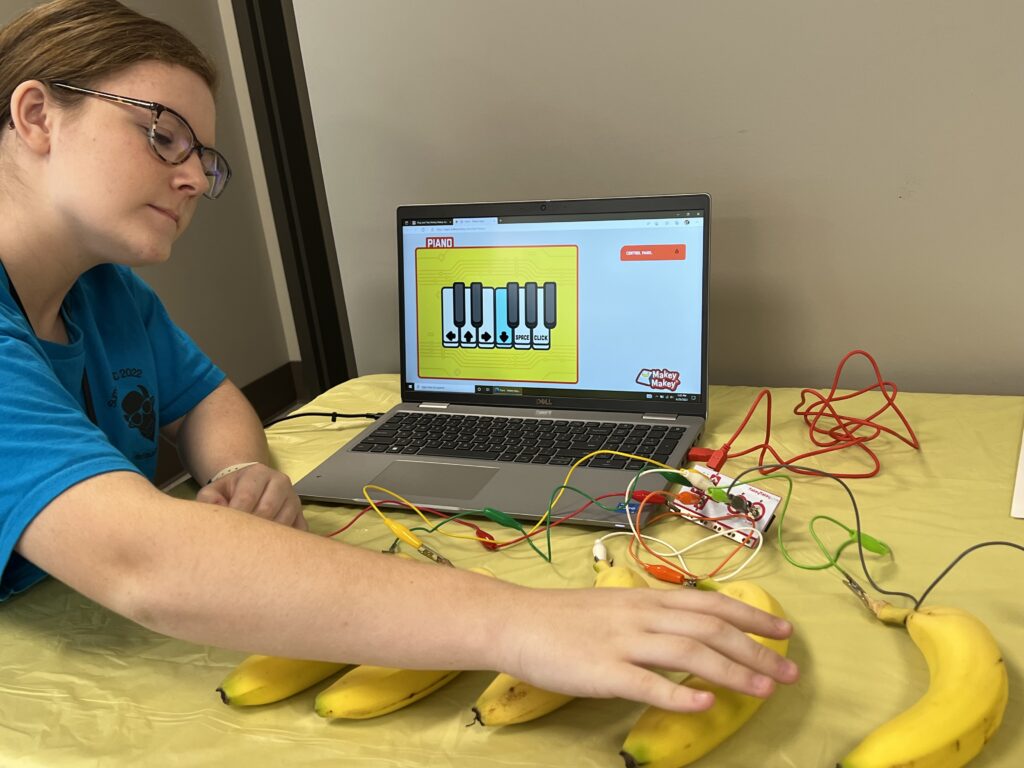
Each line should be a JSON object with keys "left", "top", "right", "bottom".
{"left": 409, "top": 484, "right": 622, "bottom": 564}
{"left": 409, "top": 509, "right": 550, "bottom": 561}
{"left": 762, "top": 472, "right": 843, "bottom": 570}
{"left": 729, "top": 472, "right": 888, "bottom": 573}
{"left": 723, "top": 471, "right": 835, "bottom": 571}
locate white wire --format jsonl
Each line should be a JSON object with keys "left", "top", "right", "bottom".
{"left": 616, "top": 467, "right": 766, "bottom": 580}
{"left": 676, "top": 525, "right": 764, "bottom": 581}
{"left": 597, "top": 530, "right": 686, "bottom": 570}
{"left": 601, "top": 525, "right": 763, "bottom": 581}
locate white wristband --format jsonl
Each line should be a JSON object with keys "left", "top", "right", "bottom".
{"left": 207, "top": 462, "right": 260, "bottom": 485}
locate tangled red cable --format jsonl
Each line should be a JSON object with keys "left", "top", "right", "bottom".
{"left": 687, "top": 349, "right": 920, "bottom": 478}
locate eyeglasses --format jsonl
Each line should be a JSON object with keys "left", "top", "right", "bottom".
{"left": 50, "top": 82, "right": 231, "bottom": 199}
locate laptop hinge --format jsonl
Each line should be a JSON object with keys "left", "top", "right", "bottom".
{"left": 642, "top": 413, "right": 678, "bottom": 422}
{"left": 418, "top": 403, "right": 450, "bottom": 410}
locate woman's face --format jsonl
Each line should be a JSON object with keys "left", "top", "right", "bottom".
{"left": 46, "top": 60, "right": 217, "bottom": 267}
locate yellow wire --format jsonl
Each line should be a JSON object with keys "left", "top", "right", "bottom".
{"left": 361, "top": 450, "right": 678, "bottom": 550}
{"left": 520, "top": 450, "right": 677, "bottom": 537}
{"left": 361, "top": 483, "right": 439, "bottom": 548}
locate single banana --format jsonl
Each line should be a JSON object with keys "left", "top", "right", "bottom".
{"left": 593, "top": 559, "right": 651, "bottom": 589}
{"left": 216, "top": 655, "right": 346, "bottom": 706}
{"left": 620, "top": 579, "right": 789, "bottom": 768}
{"left": 836, "top": 604, "right": 1009, "bottom": 768}
{"left": 471, "top": 560, "right": 649, "bottom": 726}
{"left": 314, "top": 664, "right": 460, "bottom": 719}
{"left": 314, "top": 563, "right": 494, "bottom": 720}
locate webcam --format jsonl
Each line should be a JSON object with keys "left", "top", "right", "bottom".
{"left": 540, "top": 203, "right": 548, "bottom": 210}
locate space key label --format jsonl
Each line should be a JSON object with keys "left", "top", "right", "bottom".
{"left": 620, "top": 244, "right": 686, "bottom": 261}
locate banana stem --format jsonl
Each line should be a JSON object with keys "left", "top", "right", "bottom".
{"left": 841, "top": 570, "right": 911, "bottom": 626}
{"left": 867, "top": 597, "right": 912, "bottom": 626}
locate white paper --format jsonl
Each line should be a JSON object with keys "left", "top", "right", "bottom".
{"left": 667, "top": 466, "right": 782, "bottom": 548}
{"left": 1012, "top": 424, "right": 1024, "bottom": 519}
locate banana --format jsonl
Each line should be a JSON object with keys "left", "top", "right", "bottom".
{"left": 314, "top": 664, "right": 460, "bottom": 719}
{"left": 314, "top": 563, "right": 494, "bottom": 720}
{"left": 593, "top": 559, "right": 651, "bottom": 589}
{"left": 216, "top": 655, "right": 346, "bottom": 706}
{"left": 471, "top": 561, "right": 649, "bottom": 726}
{"left": 836, "top": 604, "right": 1009, "bottom": 768}
{"left": 620, "top": 579, "right": 789, "bottom": 768}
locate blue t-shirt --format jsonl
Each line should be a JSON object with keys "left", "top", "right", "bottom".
{"left": 0, "top": 263, "right": 225, "bottom": 600}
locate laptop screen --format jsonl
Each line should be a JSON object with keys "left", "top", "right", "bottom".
{"left": 397, "top": 196, "right": 709, "bottom": 416}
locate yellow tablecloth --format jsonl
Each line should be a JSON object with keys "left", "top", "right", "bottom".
{"left": 2, "top": 374, "right": 1022, "bottom": 767}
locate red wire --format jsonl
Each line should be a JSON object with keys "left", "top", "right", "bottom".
{"left": 323, "top": 494, "right": 626, "bottom": 551}
{"left": 492, "top": 492, "right": 625, "bottom": 548}
{"left": 629, "top": 493, "right": 697, "bottom": 578}
{"left": 712, "top": 349, "right": 920, "bottom": 478}
{"left": 322, "top": 500, "right": 493, "bottom": 543}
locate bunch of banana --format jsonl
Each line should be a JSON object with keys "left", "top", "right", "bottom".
{"left": 216, "top": 550, "right": 427, "bottom": 707}
{"left": 471, "top": 560, "right": 649, "bottom": 726}
{"left": 619, "top": 578, "right": 789, "bottom": 768}
{"left": 216, "top": 655, "right": 346, "bottom": 706}
{"left": 836, "top": 601, "right": 1008, "bottom": 768}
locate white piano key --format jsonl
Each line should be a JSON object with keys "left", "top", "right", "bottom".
{"left": 494, "top": 287, "right": 513, "bottom": 348}
{"left": 441, "top": 287, "right": 460, "bottom": 348}
{"left": 532, "top": 286, "right": 550, "bottom": 349}
{"left": 513, "top": 287, "right": 532, "bottom": 349}
{"left": 478, "top": 287, "right": 495, "bottom": 347}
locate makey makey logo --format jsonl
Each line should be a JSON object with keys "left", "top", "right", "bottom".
{"left": 635, "top": 368, "right": 681, "bottom": 391}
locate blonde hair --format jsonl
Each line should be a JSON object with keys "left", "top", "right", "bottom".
{"left": 0, "top": 0, "right": 217, "bottom": 127}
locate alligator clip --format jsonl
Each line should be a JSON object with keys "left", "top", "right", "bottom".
{"left": 839, "top": 568, "right": 873, "bottom": 612}
{"left": 416, "top": 543, "right": 454, "bottom": 567}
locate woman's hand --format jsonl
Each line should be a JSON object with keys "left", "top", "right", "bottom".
{"left": 496, "top": 585, "right": 798, "bottom": 711}
{"left": 196, "top": 463, "right": 307, "bottom": 531}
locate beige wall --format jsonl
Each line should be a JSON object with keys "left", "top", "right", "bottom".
{"left": 1, "top": 0, "right": 297, "bottom": 388}
{"left": 295, "top": 0, "right": 1024, "bottom": 395}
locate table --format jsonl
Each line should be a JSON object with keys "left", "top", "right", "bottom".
{"left": 2, "top": 374, "right": 1022, "bottom": 766}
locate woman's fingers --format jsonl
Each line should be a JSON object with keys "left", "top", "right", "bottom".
{"left": 606, "top": 663, "right": 718, "bottom": 713}
{"left": 624, "top": 631, "right": 792, "bottom": 698}
{"left": 203, "top": 465, "right": 307, "bottom": 530}
{"left": 499, "top": 586, "right": 799, "bottom": 709}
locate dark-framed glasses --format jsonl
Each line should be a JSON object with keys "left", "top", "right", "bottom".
{"left": 50, "top": 82, "right": 231, "bottom": 199}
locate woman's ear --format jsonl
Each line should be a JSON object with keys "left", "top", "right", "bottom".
{"left": 8, "top": 80, "right": 55, "bottom": 155}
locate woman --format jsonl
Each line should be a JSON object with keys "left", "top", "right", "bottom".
{"left": 0, "top": 0, "right": 797, "bottom": 715}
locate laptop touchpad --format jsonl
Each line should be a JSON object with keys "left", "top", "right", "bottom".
{"left": 369, "top": 460, "right": 497, "bottom": 500}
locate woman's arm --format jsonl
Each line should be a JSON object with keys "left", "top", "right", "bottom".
{"left": 15, "top": 470, "right": 797, "bottom": 712}
{"left": 162, "top": 379, "right": 269, "bottom": 481}
{"left": 162, "top": 379, "right": 305, "bottom": 529}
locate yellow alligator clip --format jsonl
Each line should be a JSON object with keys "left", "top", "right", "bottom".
{"left": 381, "top": 517, "right": 453, "bottom": 566}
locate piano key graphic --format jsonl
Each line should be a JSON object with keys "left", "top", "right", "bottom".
{"left": 441, "top": 284, "right": 461, "bottom": 348}
{"left": 494, "top": 285, "right": 514, "bottom": 348}
{"left": 476, "top": 285, "right": 495, "bottom": 348}
{"left": 513, "top": 284, "right": 532, "bottom": 350}
{"left": 532, "top": 281, "right": 557, "bottom": 350}
{"left": 441, "top": 280, "right": 557, "bottom": 350}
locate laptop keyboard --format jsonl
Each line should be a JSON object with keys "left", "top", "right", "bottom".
{"left": 349, "top": 412, "right": 687, "bottom": 470}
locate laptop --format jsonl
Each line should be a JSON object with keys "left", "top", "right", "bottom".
{"left": 295, "top": 194, "right": 710, "bottom": 528}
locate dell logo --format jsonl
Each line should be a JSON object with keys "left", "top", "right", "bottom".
{"left": 536, "top": 398, "right": 553, "bottom": 407}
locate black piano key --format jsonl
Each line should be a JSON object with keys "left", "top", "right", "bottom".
{"left": 507, "top": 281, "right": 519, "bottom": 327}
{"left": 453, "top": 281, "right": 465, "bottom": 327}
{"left": 471, "top": 282, "right": 483, "bottom": 328}
{"left": 525, "top": 282, "right": 538, "bottom": 328}
{"left": 543, "top": 281, "right": 556, "bottom": 329}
